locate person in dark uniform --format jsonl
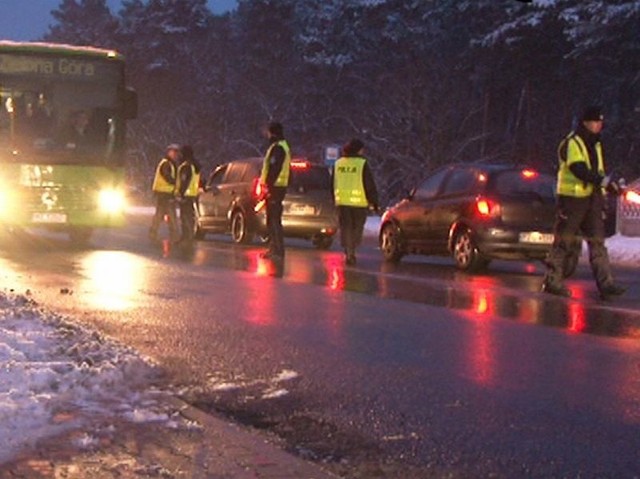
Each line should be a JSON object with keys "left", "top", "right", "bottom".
{"left": 333, "top": 138, "right": 378, "bottom": 266}
{"left": 149, "top": 144, "right": 180, "bottom": 242}
{"left": 176, "top": 145, "right": 201, "bottom": 243}
{"left": 260, "top": 122, "right": 291, "bottom": 261}
{"left": 541, "top": 106, "right": 625, "bottom": 300}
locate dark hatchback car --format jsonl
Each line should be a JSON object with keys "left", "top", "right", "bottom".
{"left": 379, "top": 163, "right": 560, "bottom": 271}
{"left": 195, "top": 157, "right": 337, "bottom": 249}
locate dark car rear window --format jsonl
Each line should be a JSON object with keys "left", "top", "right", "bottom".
{"left": 289, "top": 166, "right": 332, "bottom": 191}
{"left": 491, "top": 170, "right": 555, "bottom": 198}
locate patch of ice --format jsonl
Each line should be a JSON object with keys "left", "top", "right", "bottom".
{"left": 122, "top": 408, "right": 170, "bottom": 424}
{"left": 73, "top": 433, "right": 100, "bottom": 449}
{"left": 210, "top": 382, "right": 242, "bottom": 392}
{"left": 261, "top": 388, "right": 289, "bottom": 400}
{"left": 274, "top": 369, "right": 299, "bottom": 382}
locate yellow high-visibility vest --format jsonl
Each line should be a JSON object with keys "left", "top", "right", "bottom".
{"left": 557, "top": 133, "right": 605, "bottom": 197}
{"left": 152, "top": 158, "right": 176, "bottom": 194}
{"left": 334, "top": 156, "right": 368, "bottom": 207}
{"left": 261, "top": 140, "right": 291, "bottom": 187}
{"left": 177, "top": 162, "right": 200, "bottom": 198}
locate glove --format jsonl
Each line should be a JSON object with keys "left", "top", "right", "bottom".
{"left": 600, "top": 175, "right": 612, "bottom": 189}
{"left": 604, "top": 177, "right": 625, "bottom": 196}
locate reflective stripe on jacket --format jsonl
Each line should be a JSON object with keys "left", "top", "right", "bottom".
{"left": 152, "top": 158, "right": 176, "bottom": 194}
{"left": 177, "top": 162, "right": 200, "bottom": 198}
{"left": 261, "top": 140, "right": 291, "bottom": 187}
{"left": 557, "top": 133, "right": 604, "bottom": 198}
{"left": 334, "top": 157, "right": 368, "bottom": 207}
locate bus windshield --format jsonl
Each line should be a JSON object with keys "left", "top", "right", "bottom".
{"left": 0, "top": 64, "right": 124, "bottom": 165}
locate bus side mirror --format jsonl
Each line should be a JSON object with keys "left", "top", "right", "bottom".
{"left": 124, "top": 87, "right": 138, "bottom": 120}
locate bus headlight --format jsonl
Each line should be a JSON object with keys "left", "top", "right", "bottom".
{"left": 98, "top": 189, "right": 126, "bottom": 214}
{"left": 0, "top": 190, "right": 12, "bottom": 216}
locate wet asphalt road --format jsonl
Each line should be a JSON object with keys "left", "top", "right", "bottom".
{"left": 1, "top": 214, "right": 640, "bottom": 478}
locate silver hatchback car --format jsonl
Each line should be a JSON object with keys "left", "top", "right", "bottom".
{"left": 195, "top": 158, "right": 338, "bottom": 249}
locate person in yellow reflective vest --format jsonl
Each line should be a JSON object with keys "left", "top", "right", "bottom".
{"left": 260, "top": 122, "right": 291, "bottom": 261}
{"left": 542, "top": 106, "right": 625, "bottom": 300}
{"left": 149, "top": 143, "right": 180, "bottom": 243}
{"left": 333, "top": 138, "right": 378, "bottom": 266}
{"left": 176, "top": 144, "right": 202, "bottom": 244}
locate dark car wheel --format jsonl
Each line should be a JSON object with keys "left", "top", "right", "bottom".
{"left": 380, "top": 223, "right": 404, "bottom": 263}
{"left": 453, "top": 229, "right": 488, "bottom": 272}
{"left": 312, "top": 234, "right": 333, "bottom": 250}
{"left": 194, "top": 220, "right": 205, "bottom": 240}
{"left": 231, "top": 210, "right": 253, "bottom": 244}
{"left": 193, "top": 206, "right": 205, "bottom": 240}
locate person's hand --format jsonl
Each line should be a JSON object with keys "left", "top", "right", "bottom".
{"left": 600, "top": 175, "right": 612, "bottom": 189}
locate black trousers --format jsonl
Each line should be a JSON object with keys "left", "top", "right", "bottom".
{"left": 338, "top": 206, "right": 368, "bottom": 255}
{"left": 179, "top": 197, "right": 196, "bottom": 241}
{"left": 543, "top": 194, "right": 614, "bottom": 290}
{"left": 150, "top": 193, "right": 178, "bottom": 240}
{"left": 266, "top": 187, "right": 287, "bottom": 257}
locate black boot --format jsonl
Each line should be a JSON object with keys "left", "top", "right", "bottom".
{"left": 599, "top": 283, "right": 626, "bottom": 300}
{"left": 541, "top": 281, "right": 571, "bottom": 298}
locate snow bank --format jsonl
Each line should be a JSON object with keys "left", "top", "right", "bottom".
{"left": 0, "top": 293, "right": 176, "bottom": 465}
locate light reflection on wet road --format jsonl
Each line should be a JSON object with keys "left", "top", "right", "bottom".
{"left": 173, "top": 234, "right": 640, "bottom": 340}
{"left": 1, "top": 219, "right": 639, "bottom": 340}
{"left": 1, "top": 218, "right": 640, "bottom": 477}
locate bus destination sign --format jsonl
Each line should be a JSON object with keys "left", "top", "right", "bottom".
{"left": 0, "top": 54, "right": 119, "bottom": 81}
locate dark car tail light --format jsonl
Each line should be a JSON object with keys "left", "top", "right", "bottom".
{"left": 624, "top": 189, "right": 640, "bottom": 205}
{"left": 252, "top": 178, "right": 264, "bottom": 199}
{"left": 291, "top": 160, "right": 311, "bottom": 170}
{"left": 475, "top": 197, "right": 501, "bottom": 218}
{"left": 521, "top": 168, "right": 538, "bottom": 179}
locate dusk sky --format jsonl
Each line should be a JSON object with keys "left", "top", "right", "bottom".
{"left": 0, "top": 0, "right": 238, "bottom": 41}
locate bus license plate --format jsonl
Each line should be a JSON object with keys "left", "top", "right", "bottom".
{"left": 32, "top": 212, "right": 67, "bottom": 224}
{"left": 519, "top": 232, "right": 553, "bottom": 244}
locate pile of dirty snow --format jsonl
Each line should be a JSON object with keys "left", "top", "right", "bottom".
{"left": 0, "top": 293, "right": 182, "bottom": 465}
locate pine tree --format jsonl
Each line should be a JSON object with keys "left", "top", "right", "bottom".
{"left": 46, "top": 0, "right": 118, "bottom": 47}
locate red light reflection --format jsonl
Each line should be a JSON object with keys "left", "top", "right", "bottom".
{"left": 243, "top": 252, "right": 276, "bottom": 326}
{"left": 461, "top": 277, "right": 498, "bottom": 386}
{"left": 567, "top": 301, "right": 586, "bottom": 334}
{"left": 567, "top": 284, "right": 587, "bottom": 334}
{"left": 322, "top": 255, "right": 345, "bottom": 291}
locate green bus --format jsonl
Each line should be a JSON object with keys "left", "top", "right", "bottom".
{"left": 0, "top": 41, "right": 137, "bottom": 243}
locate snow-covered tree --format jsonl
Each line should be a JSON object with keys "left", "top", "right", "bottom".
{"left": 46, "top": 0, "right": 118, "bottom": 47}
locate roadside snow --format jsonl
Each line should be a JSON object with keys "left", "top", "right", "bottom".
{"left": 0, "top": 293, "right": 182, "bottom": 465}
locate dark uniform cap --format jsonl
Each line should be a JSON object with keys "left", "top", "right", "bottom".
{"left": 581, "top": 106, "right": 604, "bottom": 121}
{"left": 181, "top": 145, "right": 194, "bottom": 161}
{"left": 343, "top": 138, "right": 365, "bottom": 156}
{"left": 268, "top": 122, "right": 284, "bottom": 137}
{"left": 166, "top": 143, "right": 181, "bottom": 152}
